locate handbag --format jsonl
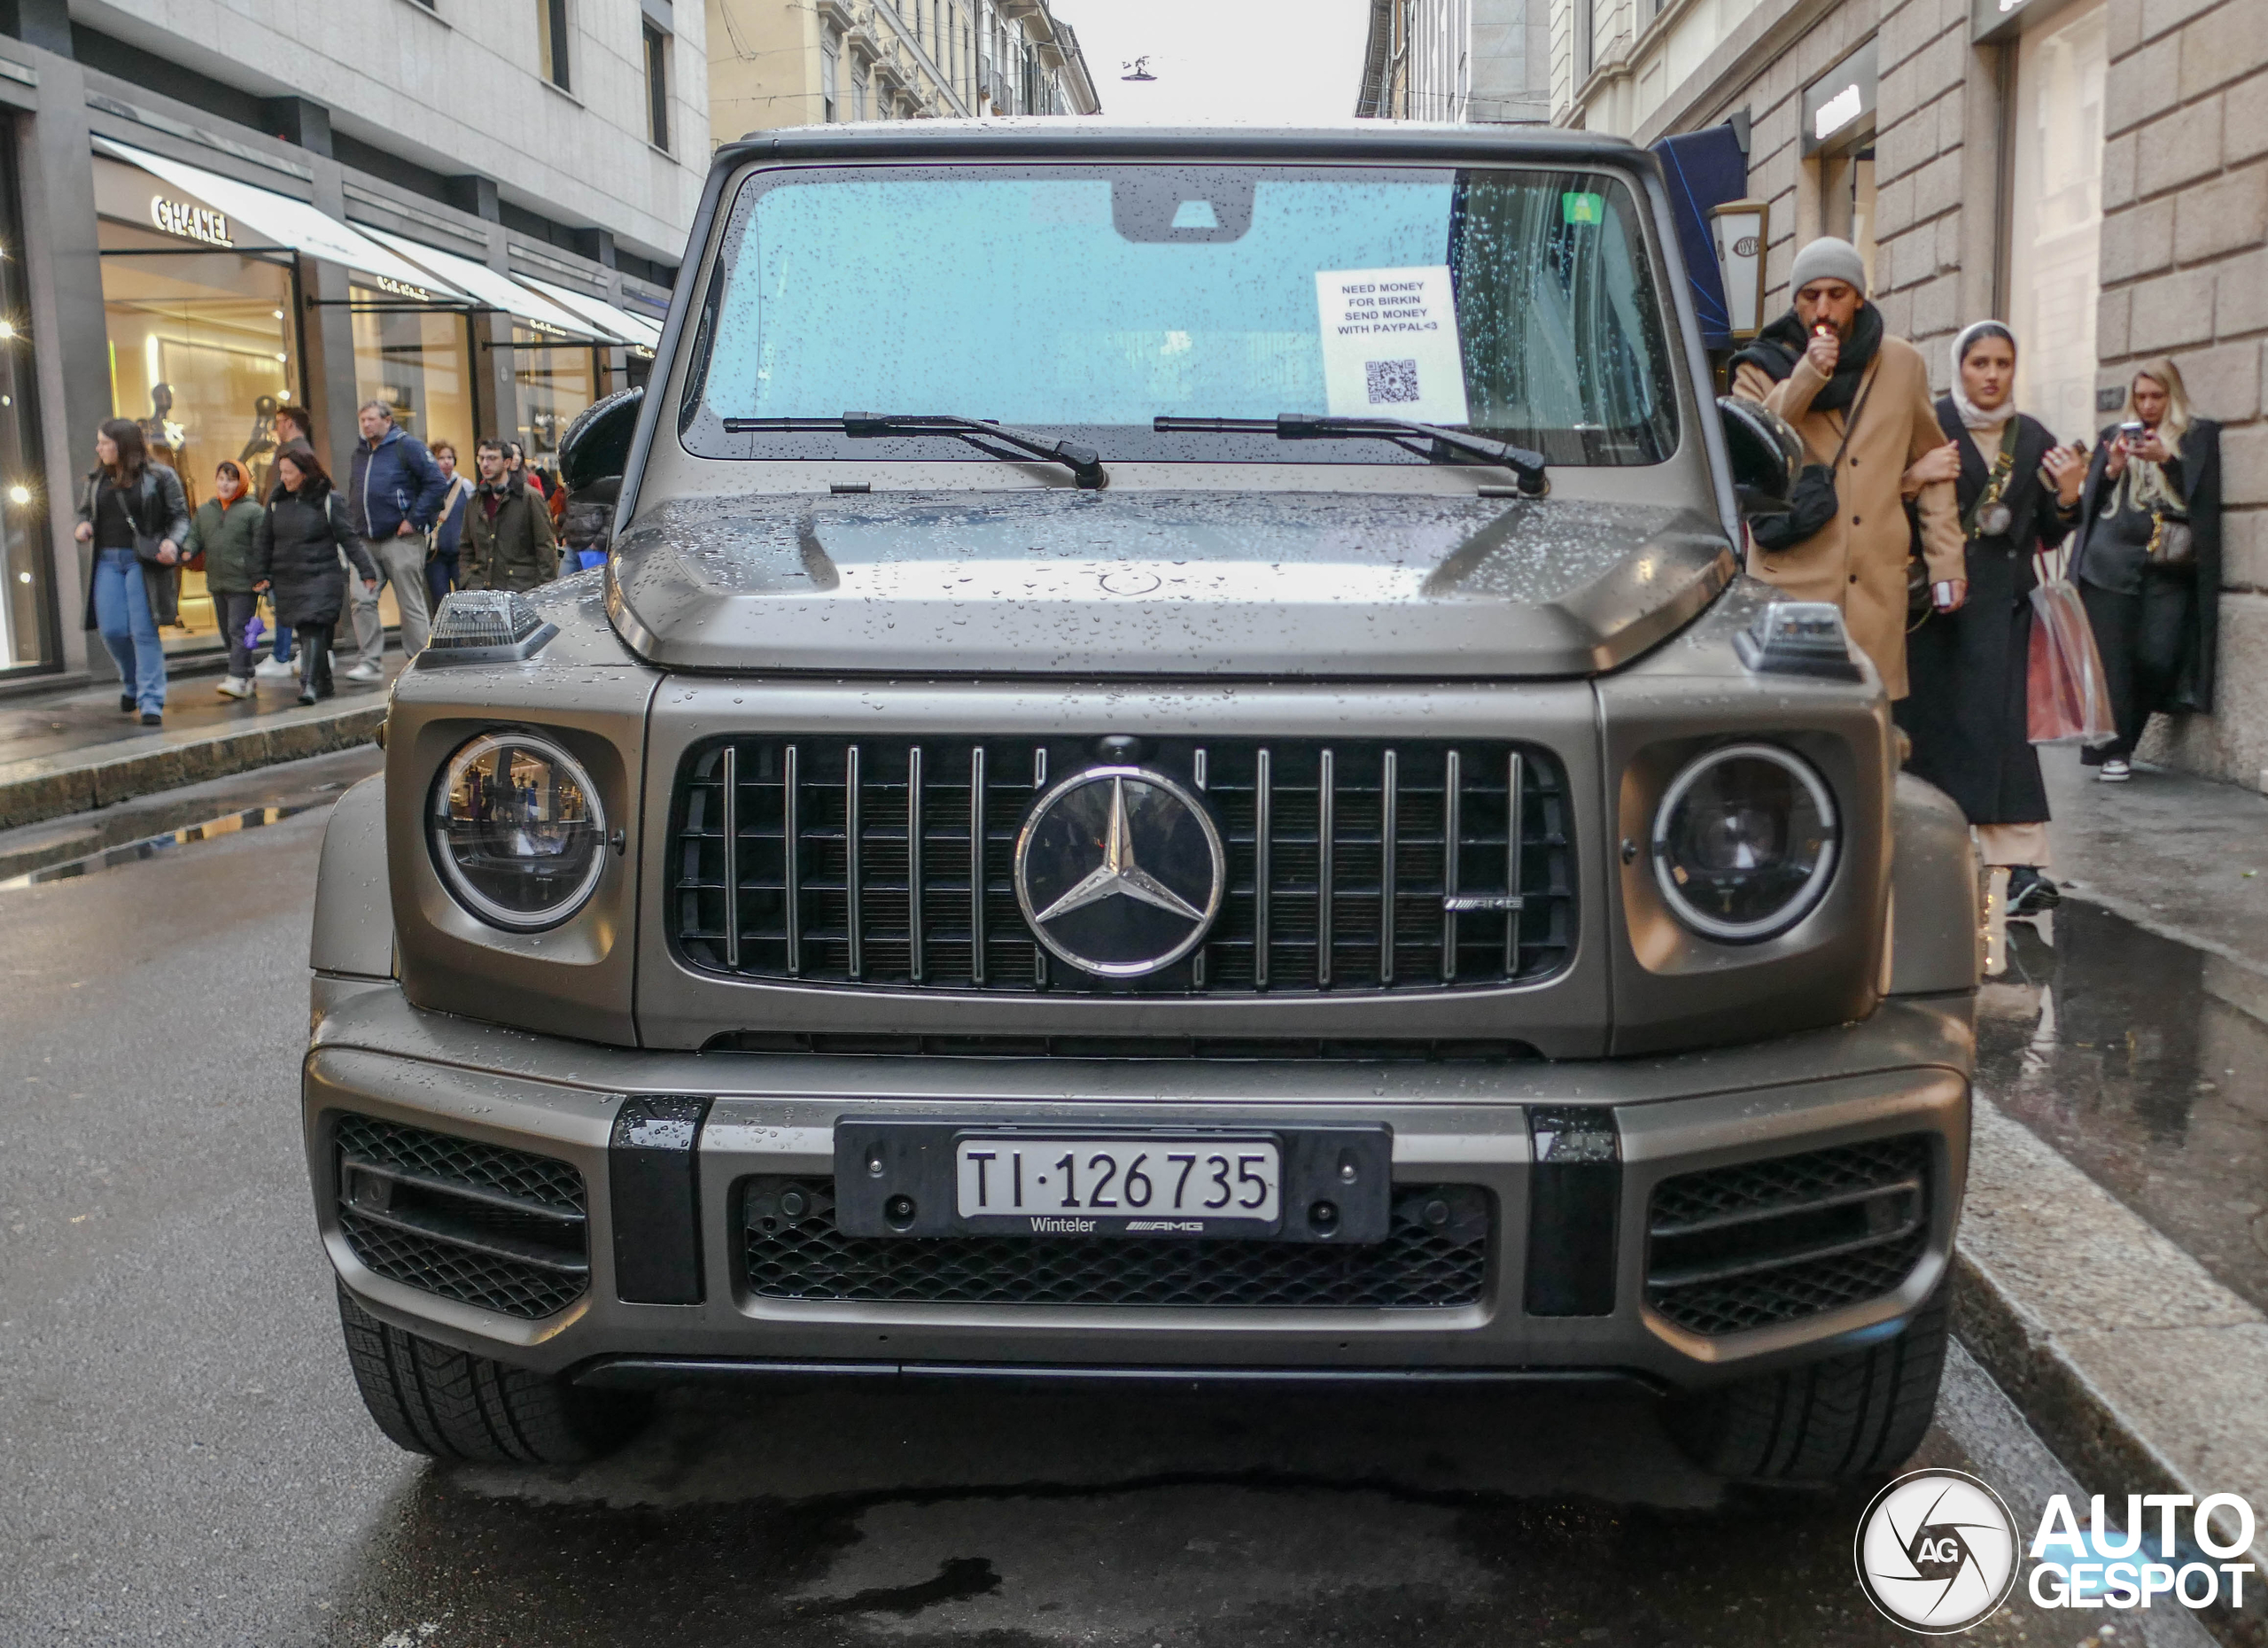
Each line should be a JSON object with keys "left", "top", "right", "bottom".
{"left": 2148, "top": 509, "right": 2195, "bottom": 567}
{"left": 1751, "top": 365, "right": 1878, "bottom": 555}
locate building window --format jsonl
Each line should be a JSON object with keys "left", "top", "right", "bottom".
{"left": 642, "top": 22, "right": 671, "bottom": 150}
{"left": 822, "top": 44, "right": 840, "bottom": 122}
{"left": 537, "top": 0, "right": 571, "bottom": 93}
{"left": 853, "top": 69, "right": 867, "bottom": 121}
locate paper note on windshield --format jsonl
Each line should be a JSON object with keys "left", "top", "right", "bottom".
{"left": 1315, "top": 266, "right": 1470, "bottom": 425}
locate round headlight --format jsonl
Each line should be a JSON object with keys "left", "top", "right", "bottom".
{"left": 1651, "top": 743, "right": 1838, "bottom": 942}
{"left": 430, "top": 731, "right": 608, "bottom": 930}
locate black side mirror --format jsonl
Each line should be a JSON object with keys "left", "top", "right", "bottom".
{"left": 1717, "top": 395, "right": 1803, "bottom": 517}
{"left": 558, "top": 385, "right": 643, "bottom": 492}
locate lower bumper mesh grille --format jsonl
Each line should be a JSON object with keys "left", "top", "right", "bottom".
{"left": 1644, "top": 1135, "right": 1931, "bottom": 1336}
{"left": 742, "top": 1178, "right": 1492, "bottom": 1308}
{"left": 334, "top": 1115, "right": 590, "bottom": 1320}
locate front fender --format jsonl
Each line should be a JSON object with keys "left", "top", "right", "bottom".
{"left": 311, "top": 773, "right": 393, "bottom": 980}
{"left": 1886, "top": 773, "right": 1980, "bottom": 997}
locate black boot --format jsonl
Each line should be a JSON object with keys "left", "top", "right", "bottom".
{"left": 2007, "top": 867, "right": 2062, "bottom": 916}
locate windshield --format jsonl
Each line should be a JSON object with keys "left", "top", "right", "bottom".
{"left": 680, "top": 163, "right": 1681, "bottom": 468}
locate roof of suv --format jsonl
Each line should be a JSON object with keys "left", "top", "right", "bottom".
{"left": 713, "top": 120, "right": 1651, "bottom": 172}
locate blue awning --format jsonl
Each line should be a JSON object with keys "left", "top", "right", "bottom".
{"left": 1651, "top": 125, "right": 1748, "bottom": 351}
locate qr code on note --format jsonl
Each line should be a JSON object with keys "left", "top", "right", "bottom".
{"left": 1364, "top": 358, "right": 1421, "bottom": 405}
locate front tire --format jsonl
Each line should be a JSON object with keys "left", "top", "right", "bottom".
{"left": 1665, "top": 1283, "right": 1949, "bottom": 1482}
{"left": 335, "top": 1283, "right": 648, "bottom": 1465}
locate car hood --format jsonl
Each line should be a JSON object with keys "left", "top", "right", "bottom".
{"left": 608, "top": 490, "right": 1736, "bottom": 677}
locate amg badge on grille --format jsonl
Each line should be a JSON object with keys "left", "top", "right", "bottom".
{"left": 1013, "top": 766, "right": 1225, "bottom": 977}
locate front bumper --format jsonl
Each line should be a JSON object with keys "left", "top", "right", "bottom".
{"left": 305, "top": 977, "right": 1973, "bottom": 1392}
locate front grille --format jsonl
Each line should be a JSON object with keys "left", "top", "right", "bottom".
{"left": 742, "top": 1178, "right": 1492, "bottom": 1308}
{"left": 1644, "top": 1136, "right": 1931, "bottom": 1337}
{"left": 669, "top": 736, "right": 1574, "bottom": 994}
{"left": 334, "top": 1115, "right": 590, "bottom": 1320}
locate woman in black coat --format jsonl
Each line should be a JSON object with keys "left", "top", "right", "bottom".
{"left": 1895, "top": 322, "right": 2087, "bottom": 913}
{"left": 252, "top": 442, "right": 377, "bottom": 704}
{"left": 2071, "top": 357, "right": 2223, "bottom": 781}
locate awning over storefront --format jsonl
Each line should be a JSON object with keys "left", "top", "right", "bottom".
{"left": 1650, "top": 124, "right": 1748, "bottom": 352}
{"left": 93, "top": 136, "right": 452, "bottom": 294}
{"left": 514, "top": 273, "right": 661, "bottom": 351}
{"left": 356, "top": 225, "right": 600, "bottom": 338}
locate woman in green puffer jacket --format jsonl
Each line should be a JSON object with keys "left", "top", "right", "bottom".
{"left": 183, "top": 460, "right": 267, "bottom": 698}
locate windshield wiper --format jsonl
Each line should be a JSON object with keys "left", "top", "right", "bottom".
{"left": 723, "top": 412, "right": 1108, "bottom": 489}
{"left": 1153, "top": 414, "right": 1548, "bottom": 496}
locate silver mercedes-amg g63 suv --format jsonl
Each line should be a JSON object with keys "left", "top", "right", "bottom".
{"left": 304, "top": 121, "right": 1980, "bottom": 1480}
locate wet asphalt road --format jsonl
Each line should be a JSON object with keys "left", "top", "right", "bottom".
{"left": 0, "top": 750, "right": 2207, "bottom": 1647}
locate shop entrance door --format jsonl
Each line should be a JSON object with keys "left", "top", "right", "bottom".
{"left": 2006, "top": 0, "right": 2107, "bottom": 446}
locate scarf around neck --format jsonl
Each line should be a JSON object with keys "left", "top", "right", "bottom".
{"left": 1731, "top": 302, "right": 1885, "bottom": 414}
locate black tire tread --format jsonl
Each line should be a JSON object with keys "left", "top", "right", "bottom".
{"left": 1668, "top": 1285, "right": 1949, "bottom": 1482}
{"left": 335, "top": 1283, "right": 644, "bottom": 1465}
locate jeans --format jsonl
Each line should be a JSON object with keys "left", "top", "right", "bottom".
{"left": 426, "top": 547, "right": 459, "bottom": 612}
{"left": 93, "top": 548, "right": 166, "bottom": 713}
{"left": 271, "top": 620, "right": 294, "bottom": 665}
{"left": 350, "top": 534, "right": 433, "bottom": 667}
{"left": 212, "top": 589, "right": 260, "bottom": 680}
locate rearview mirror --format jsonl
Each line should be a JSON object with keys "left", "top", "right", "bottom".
{"left": 558, "top": 385, "right": 643, "bottom": 491}
{"left": 1717, "top": 395, "right": 1803, "bottom": 517}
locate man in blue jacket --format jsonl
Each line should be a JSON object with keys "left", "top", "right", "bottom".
{"left": 343, "top": 400, "right": 446, "bottom": 682}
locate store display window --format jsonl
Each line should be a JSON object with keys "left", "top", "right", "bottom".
{"left": 353, "top": 286, "right": 476, "bottom": 458}
{"left": 0, "top": 128, "right": 50, "bottom": 675}
{"left": 97, "top": 171, "right": 300, "bottom": 653}
{"left": 511, "top": 328, "right": 594, "bottom": 483}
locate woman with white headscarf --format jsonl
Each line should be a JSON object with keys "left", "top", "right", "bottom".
{"left": 2073, "top": 358, "right": 2225, "bottom": 781}
{"left": 1896, "top": 321, "right": 2088, "bottom": 913}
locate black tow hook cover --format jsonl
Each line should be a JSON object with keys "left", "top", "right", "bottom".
{"left": 610, "top": 1095, "right": 711, "bottom": 1304}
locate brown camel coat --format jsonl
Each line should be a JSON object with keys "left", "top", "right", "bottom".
{"left": 1732, "top": 334, "right": 1965, "bottom": 698}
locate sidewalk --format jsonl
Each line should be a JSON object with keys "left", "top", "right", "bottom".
{"left": 1958, "top": 745, "right": 2268, "bottom": 1644}
{"left": 0, "top": 658, "right": 400, "bottom": 832}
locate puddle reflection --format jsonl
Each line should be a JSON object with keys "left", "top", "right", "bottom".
{"left": 1978, "top": 899, "right": 2268, "bottom": 1310}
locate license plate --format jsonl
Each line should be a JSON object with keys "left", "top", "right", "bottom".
{"left": 956, "top": 1138, "right": 1280, "bottom": 1230}
{"left": 831, "top": 1121, "right": 1393, "bottom": 1244}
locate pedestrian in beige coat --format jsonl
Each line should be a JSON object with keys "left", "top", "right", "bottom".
{"left": 1730, "top": 237, "right": 1966, "bottom": 698}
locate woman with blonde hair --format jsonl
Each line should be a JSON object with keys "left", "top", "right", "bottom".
{"left": 2071, "top": 358, "right": 2224, "bottom": 781}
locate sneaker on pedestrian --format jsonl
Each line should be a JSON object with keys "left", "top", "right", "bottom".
{"left": 342, "top": 660, "right": 384, "bottom": 684}
{"left": 119, "top": 692, "right": 135, "bottom": 712}
{"left": 138, "top": 710, "right": 162, "bottom": 727}
{"left": 2098, "top": 758, "right": 2132, "bottom": 782}
{"left": 2006, "top": 867, "right": 2062, "bottom": 916}
{"left": 298, "top": 687, "right": 317, "bottom": 706}
{"left": 254, "top": 654, "right": 296, "bottom": 680}
{"left": 216, "top": 674, "right": 253, "bottom": 699}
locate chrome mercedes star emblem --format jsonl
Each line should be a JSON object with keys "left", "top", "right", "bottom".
{"left": 1014, "top": 765, "right": 1225, "bottom": 977}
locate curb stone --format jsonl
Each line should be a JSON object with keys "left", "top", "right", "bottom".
{"left": 1954, "top": 1101, "right": 2268, "bottom": 1647}
{"left": 0, "top": 701, "right": 384, "bottom": 832}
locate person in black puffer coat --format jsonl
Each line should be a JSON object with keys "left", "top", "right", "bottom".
{"left": 252, "top": 442, "right": 377, "bottom": 704}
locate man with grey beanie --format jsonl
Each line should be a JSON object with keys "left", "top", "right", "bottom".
{"left": 1731, "top": 237, "right": 1966, "bottom": 700}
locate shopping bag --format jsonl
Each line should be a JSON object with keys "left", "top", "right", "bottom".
{"left": 2027, "top": 574, "right": 2116, "bottom": 745}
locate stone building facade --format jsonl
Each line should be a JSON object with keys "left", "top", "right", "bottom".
{"left": 1549, "top": 0, "right": 2268, "bottom": 791}
{"left": 706, "top": 0, "right": 1099, "bottom": 138}
{"left": 1355, "top": 0, "right": 1553, "bottom": 124}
